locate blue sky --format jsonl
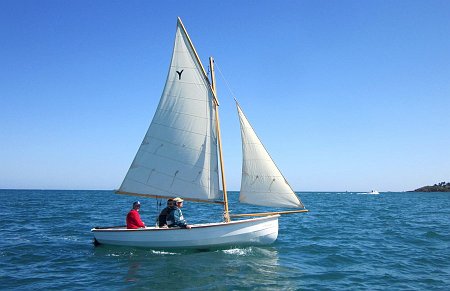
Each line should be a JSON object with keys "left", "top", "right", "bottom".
{"left": 1, "top": 1, "right": 449, "bottom": 192}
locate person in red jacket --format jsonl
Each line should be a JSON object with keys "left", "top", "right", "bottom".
{"left": 126, "top": 201, "right": 146, "bottom": 229}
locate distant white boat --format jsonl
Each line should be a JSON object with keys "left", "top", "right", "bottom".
{"left": 367, "top": 190, "right": 379, "bottom": 195}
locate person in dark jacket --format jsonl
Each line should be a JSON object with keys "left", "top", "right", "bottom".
{"left": 166, "top": 197, "right": 191, "bottom": 229}
{"left": 157, "top": 198, "right": 174, "bottom": 227}
{"left": 126, "top": 201, "right": 145, "bottom": 229}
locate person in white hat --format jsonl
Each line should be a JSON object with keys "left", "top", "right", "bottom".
{"left": 166, "top": 197, "right": 191, "bottom": 229}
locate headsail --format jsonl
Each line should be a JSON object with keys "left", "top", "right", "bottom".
{"left": 236, "top": 102, "right": 304, "bottom": 208}
{"left": 118, "top": 19, "right": 220, "bottom": 201}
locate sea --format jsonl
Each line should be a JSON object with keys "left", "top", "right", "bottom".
{"left": 0, "top": 190, "right": 449, "bottom": 290}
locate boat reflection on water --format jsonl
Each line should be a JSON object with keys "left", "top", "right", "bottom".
{"left": 93, "top": 245, "right": 284, "bottom": 288}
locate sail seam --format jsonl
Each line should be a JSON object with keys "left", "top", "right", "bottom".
{"left": 242, "top": 174, "right": 285, "bottom": 178}
{"left": 132, "top": 154, "right": 217, "bottom": 176}
{"left": 243, "top": 158, "right": 281, "bottom": 161}
{"left": 165, "top": 92, "right": 211, "bottom": 103}
{"left": 243, "top": 142, "right": 269, "bottom": 145}
{"left": 141, "top": 135, "right": 216, "bottom": 156}
{"left": 163, "top": 93, "right": 209, "bottom": 103}
{"left": 125, "top": 176, "right": 220, "bottom": 197}
{"left": 155, "top": 108, "right": 210, "bottom": 121}
{"left": 150, "top": 122, "right": 216, "bottom": 140}
{"left": 166, "top": 79, "right": 208, "bottom": 88}
{"left": 241, "top": 191, "right": 296, "bottom": 194}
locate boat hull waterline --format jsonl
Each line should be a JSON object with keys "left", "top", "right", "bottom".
{"left": 92, "top": 215, "right": 279, "bottom": 248}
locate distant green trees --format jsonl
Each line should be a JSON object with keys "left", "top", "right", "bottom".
{"left": 413, "top": 181, "right": 450, "bottom": 192}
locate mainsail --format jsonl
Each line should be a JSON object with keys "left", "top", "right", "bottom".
{"left": 118, "top": 19, "right": 220, "bottom": 201}
{"left": 237, "top": 102, "right": 304, "bottom": 208}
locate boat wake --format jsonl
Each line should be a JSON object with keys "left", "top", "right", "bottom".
{"left": 149, "top": 250, "right": 179, "bottom": 255}
{"left": 221, "top": 247, "right": 253, "bottom": 256}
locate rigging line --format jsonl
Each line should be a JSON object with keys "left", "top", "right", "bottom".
{"left": 213, "top": 60, "right": 236, "bottom": 100}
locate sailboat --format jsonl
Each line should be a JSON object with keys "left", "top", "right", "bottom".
{"left": 91, "top": 18, "right": 308, "bottom": 248}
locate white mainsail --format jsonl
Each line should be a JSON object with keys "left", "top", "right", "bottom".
{"left": 118, "top": 19, "right": 220, "bottom": 201}
{"left": 237, "top": 102, "right": 304, "bottom": 208}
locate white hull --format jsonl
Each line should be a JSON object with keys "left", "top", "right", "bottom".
{"left": 368, "top": 191, "right": 379, "bottom": 195}
{"left": 92, "top": 215, "right": 279, "bottom": 249}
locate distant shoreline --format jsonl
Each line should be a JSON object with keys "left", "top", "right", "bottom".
{"left": 410, "top": 182, "right": 450, "bottom": 192}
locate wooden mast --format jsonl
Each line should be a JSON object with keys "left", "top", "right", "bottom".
{"left": 210, "top": 57, "right": 230, "bottom": 222}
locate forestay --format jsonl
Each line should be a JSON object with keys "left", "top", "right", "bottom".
{"left": 237, "top": 103, "right": 304, "bottom": 208}
{"left": 118, "top": 20, "right": 220, "bottom": 201}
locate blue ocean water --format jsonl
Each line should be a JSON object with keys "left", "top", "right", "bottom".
{"left": 0, "top": 190, "right": 449, "bottom": 290}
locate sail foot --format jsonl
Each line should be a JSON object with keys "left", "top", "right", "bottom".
{"left": 230, "top": 209, "right": 309, "bottom": 218}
